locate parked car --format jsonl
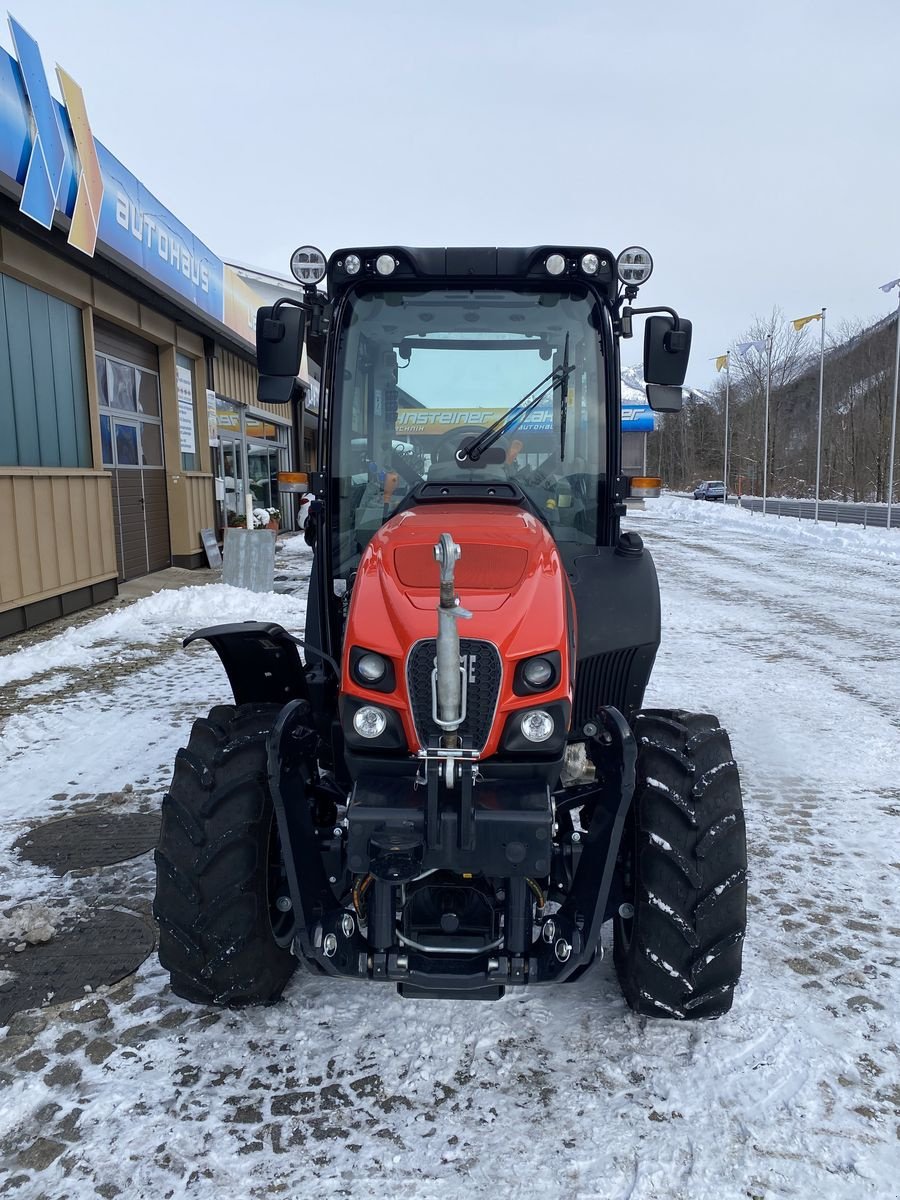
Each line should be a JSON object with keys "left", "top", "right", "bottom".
{"left": 693, "top": 480, "right": 727, "bottom": 501}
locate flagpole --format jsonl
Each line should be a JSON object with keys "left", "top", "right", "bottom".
{"left": 762, "top": 334, "right": 772, "bottom": 515}
{"left": 814, "top": 308, "right": 826, "bottom": 524}
{"left": 888, "top": 292, "right": 900, "bottom": 530}
{"left": 723, "top": 353, "right": 730, "bottom": 498}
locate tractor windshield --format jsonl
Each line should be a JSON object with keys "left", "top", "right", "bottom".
{"left": 331, "top": 284, "right": 607, "bottom": 577}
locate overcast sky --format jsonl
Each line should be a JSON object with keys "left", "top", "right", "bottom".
{"left": 5, "top": 0, "right": 898, "bottom": 384}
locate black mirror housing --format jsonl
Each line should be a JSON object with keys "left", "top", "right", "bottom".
{"left": 646, "top": 384, "right": 684, "bottom": 413}
{"left": 256, "top": 303, "right": 307, "bottom": 405}
{"left": 643, "top": 314, "right": 692, "bottom": 386}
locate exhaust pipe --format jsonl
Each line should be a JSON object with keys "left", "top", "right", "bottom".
{"left": 433, "top": 533, "right": 472, "bottom": 748}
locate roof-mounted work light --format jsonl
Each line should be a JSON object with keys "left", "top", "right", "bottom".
{"left": 290, "top": 245, "right": 327, "bottom": 285}
{"left": 616, "top": 246, "right": 653, "bottom": 286}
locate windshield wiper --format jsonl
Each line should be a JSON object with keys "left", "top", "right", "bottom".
{"left": 559, "top": 332, "right": 570, "bottom": 463}
{"left": 456, "top": 362, "right": 576, "bottom": 464}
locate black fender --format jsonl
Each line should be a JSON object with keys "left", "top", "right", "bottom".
{"left": 183, "top": 622, "right": 310, "bottom": 707}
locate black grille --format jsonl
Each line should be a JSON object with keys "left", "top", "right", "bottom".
{"left": 407, "top": 639, "right": 502, "bottom": 750}
{"left": 572, "top": 648, "right": 638, "bottom": 729}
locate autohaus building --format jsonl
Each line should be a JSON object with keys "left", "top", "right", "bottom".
{"left": 0, "top": 14, "right": 310, "bottom": 637}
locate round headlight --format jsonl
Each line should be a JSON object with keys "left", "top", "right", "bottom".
{"left": 289, "top": 244, "right": 327, "bottom": 285}
{"left": 522, "top": 657, "right": 554, "bottom": 688}
{"left": 521, "top": 709, "right": 555, "bottom": 743}
{"left": 356, "top": 653, "right": 387, "bottom": 684}
{"left": 344, "top": 253, "right": 361, "bottom": 275}
{"left": 581, "top": 252, "right": 599, "bottom": 275}
{"left": 375, "top": 254, "right": 396, "bottom": 276}
{"left": 352, "top": 705, "right": 387, "bottom": 739}
{"left": 545, "top": 253, "right": 566, "bottom": 276}
{"left": 616, "top": 246, "right": 653, "bottom": 286}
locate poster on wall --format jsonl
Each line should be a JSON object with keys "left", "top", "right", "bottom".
{"left": 306, "top": 377, "right": 320, "bottom": 414}
{"left": 206, "top": 389, "right": 219, "bottom": 446}
{"left": 177, "top": 365, "right": 196, "bottom": 454}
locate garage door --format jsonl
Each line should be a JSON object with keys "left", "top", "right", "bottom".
{"left": 94, "top": 320, "right": 171, "bottom": 581}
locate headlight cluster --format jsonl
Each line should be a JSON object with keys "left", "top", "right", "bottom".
{"left": 352, "top": 705, "right": 388, "bottom": 739}
{"left": 522, "top": 657, "right": 554, "bottom": 688}
{"left": 513, "top": 651, "right": 561, "bottom": 696}
{"left": 349, "top": 646, "right": 395, "bottom": 693}
{"left": 520, "top": 709, "right": 555, "bottom": 743}
{"left": 543, "top": 251, "right": 608, "bottom": 278}
{"left": 339, "top": 252, "right": 397, "bottom": 277}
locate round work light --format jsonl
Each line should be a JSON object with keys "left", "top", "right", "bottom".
{"left": 616, "top": 246, "right": 653, "bottom": 286}
{"left": 289, "top": 245, "right": 327, "bottom": 285}
{"left": 545, "top": 253, "right": 566, "bottom": 276}
{"left": 344, "top": 253, "right": 361, "bottom": 275}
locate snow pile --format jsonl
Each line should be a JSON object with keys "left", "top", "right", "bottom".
{"left": 0, "top": 903, "right": 56, "bottom": 945}
{"left": 277, "top": 532, "right": 312, "bottom": 558}
{"left": 648, "top": 494, "right": 900, "bottom": 560}
{"left": 0, "top": 585, "right": 306, "bottom": 687}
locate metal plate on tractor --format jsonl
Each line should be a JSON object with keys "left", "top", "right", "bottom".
{"left": 0, "top": 908, "right": 155, "bottom": 1025}
{"left": 13, "top": 812, "right": 161, "bottom": 873}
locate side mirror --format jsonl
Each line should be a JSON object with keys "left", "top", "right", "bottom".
{"left": 256, "top": 302, "right": 306, "bottom": 404}
{"left": 644, "top": 314, "right": 692, "bottom": 387}
{"left": 646, "top": 384, "right": 684, "bottom": 413}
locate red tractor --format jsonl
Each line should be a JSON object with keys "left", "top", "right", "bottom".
{"left": 154, "top": 245, "right": 747, "bottom": 1016}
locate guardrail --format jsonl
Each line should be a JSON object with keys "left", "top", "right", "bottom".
{"left": 672, "top": 493, "right": 898, "bottom": 530}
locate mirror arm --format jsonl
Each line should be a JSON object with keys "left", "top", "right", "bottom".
{"left": 261, "top": 296, "right": 310, "bottom": 343}
{"left": 625, "top": 304, "right": 682, "bottom": 330}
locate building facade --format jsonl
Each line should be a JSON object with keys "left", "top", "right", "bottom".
{"left": 0, "top": 14, "right": 308, "bottom": 636}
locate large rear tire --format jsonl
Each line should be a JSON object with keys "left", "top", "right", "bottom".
{"left": 614, "top": 709, "right": 747, "bottom": 1019}
{"left": 153, "top": 703, "right": 296, "bottom": 1006}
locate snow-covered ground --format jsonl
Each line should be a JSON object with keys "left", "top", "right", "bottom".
{"left": 1, "top": 516, "right": 898, "bottom": 1200}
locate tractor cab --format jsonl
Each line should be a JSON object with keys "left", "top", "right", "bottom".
{"left": 154, "top": 245, "right": 746, "bottom": 1017}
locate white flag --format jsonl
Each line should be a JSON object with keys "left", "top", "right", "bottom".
{"left": 737, "top": 339, "right": 766, "bottom": 357}
{"left": 879, "top": 277, "right": 900, "bottom": 293}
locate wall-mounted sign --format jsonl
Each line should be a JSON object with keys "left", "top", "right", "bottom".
{"left": 622, "top": 406, "right": 656, "bottom": 432}
{"left": 394, "top": 405, "right": 553, "bottom": 436}
{"left": 0, "top": 14, "right": 259, "bottom": 349}
{"left": 176, "top": 365, "right": 196, "bottom": 454}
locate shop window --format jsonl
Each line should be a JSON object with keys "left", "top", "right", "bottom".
{"left": 136, "top": 369, "right": 160, "bottom": 417}
{"left": 115, "top": 422, "right": 139, "bottom": 466}
{"left": 95, "top": 359, "right": 109, "bottom": 407}
{"left": 109, "top": 360, "right": 138, "bottom": 411}
{"left": 0, "top": 272, "right": 91, "bottom": 468}
{"left": 100, "top": 414, "right": 113, "bottom": 466}
{"left": 176, "top": 352, "right": 198, "bottom": 471}
{"left": 140, "top": 422, "right": 163, "bottom": 466}
{"left": 97, "top": 352, "right": 164, "bottom": 472}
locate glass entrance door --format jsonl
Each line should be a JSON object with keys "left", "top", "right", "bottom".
{"left": 221, "top": 437, "right": 246, "bottom": 526}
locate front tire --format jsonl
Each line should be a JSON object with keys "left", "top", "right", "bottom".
{"left": 154, "top": 703, "right": 296, "bottom": 1006}
{"left": 614, "top": 709, "right": 747, "bottom": 1019}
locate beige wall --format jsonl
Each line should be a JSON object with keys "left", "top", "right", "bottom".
{"left": 215, "top": 347, "right": 294, "bottom": 423}
{"left": 0, "top": 471, "right": 117, "bottom": 610}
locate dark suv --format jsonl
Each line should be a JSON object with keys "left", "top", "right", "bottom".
{"left": 693, "top": 480, "right": 726, "bottom": 501}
